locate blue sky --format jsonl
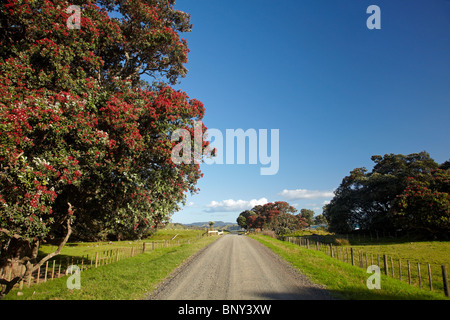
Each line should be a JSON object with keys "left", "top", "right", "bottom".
{"left": 167, "top": 0, "right": 450, "bottom": 224}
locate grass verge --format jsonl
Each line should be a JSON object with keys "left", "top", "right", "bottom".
{"left": 250, "top": 234, "right": 449, "bottom": 300}
{"left": 37, "top": 228, "right": 205, "bottom": 261}
{"left": 5, "top": 236, "right": 218, "bottom": 300}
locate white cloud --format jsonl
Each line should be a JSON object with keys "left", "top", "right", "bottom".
{"left": 186, "top": 202, "right": 195, "bottom": 207}
{"left": 205, "top": 198, "right": 268, "bottom": 213}
{"left": 278, "top": 189, "right": 335, "bottom": 200}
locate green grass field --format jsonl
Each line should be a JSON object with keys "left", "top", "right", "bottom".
{"left": 349, "top": 240, "right": 450, "bottom": 294}
{"left": 4, "top": 228, "right": 448, "bottom": 300}
{"left": 35, "top": 228, "right": 205, "bottom": 265}
{"left": 5, "top": 230, "right": 217, "bottom": 300}
{"left": 250, "top": 234, "right": 450, "bottom": 300}
{"left": 284, "top": 230, "right": 450, "bottom": 296}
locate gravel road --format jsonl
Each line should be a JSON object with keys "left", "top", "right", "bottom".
{"left": 148, "top": 234, "right": 333, "bottom": 300}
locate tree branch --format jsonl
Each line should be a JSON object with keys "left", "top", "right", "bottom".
{"left": 0, "top": 213, "right": 72, "bottom": 299}
{"left": 29, "top": 211, "right": 72, "bottom": 274}
{"left": 0, "top": 228, "right": 22, "bottom": 240}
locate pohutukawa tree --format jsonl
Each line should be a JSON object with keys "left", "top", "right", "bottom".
{"left": 239, "top": 201, "right": 307, "bottom": 235}
{"left": 0, "top": 0, "right": 209, "bottom": 297}
{"left": 323, "top": 152, "right": 449, "bottom": 237}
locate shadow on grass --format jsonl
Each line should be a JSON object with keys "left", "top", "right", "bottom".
{"left": 251, "top": 286, "right": 335, "bottom": 300}
{"left": 327, "top": 287, "right": 448, "bottom": 300}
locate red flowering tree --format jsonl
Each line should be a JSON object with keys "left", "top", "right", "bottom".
{"left": 269, "top": 213, "right": 308, "bottom": 236}
{"left": 394, "top": 169, "right": 450, "bottom": 238}
{"left": 0, "top": 0, "right": 208, "bottom": 297}
{"left": 244, "top": 201, "right": 305, "bottom": 234}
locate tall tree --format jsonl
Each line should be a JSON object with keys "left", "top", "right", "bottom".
{"left": 236, "top": 210, "right": 253, "bottom": 229}
{"left": 269, "top": 213, "right": 307, "bottom": 236}
{"left": 394, "top": 168, "right": 450, "bottom": 238}
{"left": 0, "top": 0, "right": 208, "bottom": 297}
{"left": 324, "top": 152, "right": 440, "bottom": 234}
{"left": 314, "top": 214, "right": 327, "bottom": 225}
{"left": 300, "top": 209, "right": 315, "bottom": 226}
{"left": 244, "top": 201, "right": 300, "bottom": 232}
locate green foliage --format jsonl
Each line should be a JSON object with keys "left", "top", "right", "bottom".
{"left": 394, "top": 169, "right": 450, "bottom": 237}
{"left": 0, "top": 0, "right": 208, "bottom": 296}
{"left": 236, "top": 210, "right": 253, "bottom": 229}
{"left": 5, "top": 236, "right": 218, "bottom": 300}
{"left": 237, "top": 201, "right": 307, "bottom": 235}
{"left": 324, "top": 152, "right": 449, "bottom": 238}
{"left": 268, "top": 212, "right": 305, "bottom": 236}
{"left": 300, "top": 208, "right": 314, "bottom": 226}
{"left": 1, "top": 0, "right": 206, "bottom": 241}
{"left": 251, "top": 234, "right": 449, "bottom": 300}
{"left": 314, "top": 214, "right": 327, "bottom": 225}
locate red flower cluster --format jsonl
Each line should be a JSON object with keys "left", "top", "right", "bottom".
{"left": 1, "top": 0, "right": 206, "bottom": 244}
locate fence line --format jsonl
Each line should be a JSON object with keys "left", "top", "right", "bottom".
{"left": 0, "top": 238, "right": 198, "bottom": 292}
{"left": 281, "top": 236, "right": 449, "bottom": 298}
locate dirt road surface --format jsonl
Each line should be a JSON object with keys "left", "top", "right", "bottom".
{"left": 148, "top": 234, "right": 333, "bottom": 300}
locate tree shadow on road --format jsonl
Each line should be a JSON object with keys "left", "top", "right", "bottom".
{"left": 250, "top": 286, "right": 336, "bottom": 300}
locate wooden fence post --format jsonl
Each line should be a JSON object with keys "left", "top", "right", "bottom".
{"left": 351, "top": 248, "right": 354, "bottom": 266}
{"left": 44, "top": 261, "right": 49, "bottom": 283}
{"left": 407, "top": 260, "right": 411, "bottom": 285}
{"left": 142, "top": 242, "right": 146, "bottom": 253}
{"left": 418, "top": 263, "right": 422, "bottom": 289}
{"left": 36, "top": 266, "right": 40, "bottom": 284}
{"left": 427, "top": 264, "right": 432, "bottom": 291}
{"left": 442, "top": 265, "right": 449, "bottom": 297}
{"left": 391, "top": 256, "right": 394, "bottom": 278}
{"left": 27, "top": 268, "right": 32, "bottom": 288}
{"left": 330, "top": 244, "right": 333, "bottom": 258}
{"left": 19, "top": 265, "right": 25, "bottom": 290}
{"left": 95, "top": 252, "right": 99, "bottom": 268}
{"left": 383, "top": 255, "right": 388, "bottom": 275}
{"left": 51, "top": 260, "right": 56, "bottom": 280}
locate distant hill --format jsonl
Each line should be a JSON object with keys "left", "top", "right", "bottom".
{"left": 166, "top": 221, "right": 241, "bottom": 231}
{"left": 186, "top": 221, "right": 236, "bottom": 228}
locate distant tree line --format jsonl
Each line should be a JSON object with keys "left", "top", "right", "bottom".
{"left": 323, "top": 152, "right": 449, "bottom": 239}
{"left": 236, "top": 201, "right": 320, "bottom": 235}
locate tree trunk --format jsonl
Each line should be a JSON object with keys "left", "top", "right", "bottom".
{"left": 0, "top": 237, "right": 39, "bottom": 297}
{"left": 1, "top": 215, "right": 72, "bottom": 298}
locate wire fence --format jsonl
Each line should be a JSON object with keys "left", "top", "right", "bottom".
{"left": 0, "top": 238, "right": 197, "bottom": 291}
{"left": 281, "top": 235, "right": 449, "bottom": 298}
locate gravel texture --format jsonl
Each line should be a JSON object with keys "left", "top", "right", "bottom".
{"left": 147, "top": 234, "right": 333, "bottom": 300}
